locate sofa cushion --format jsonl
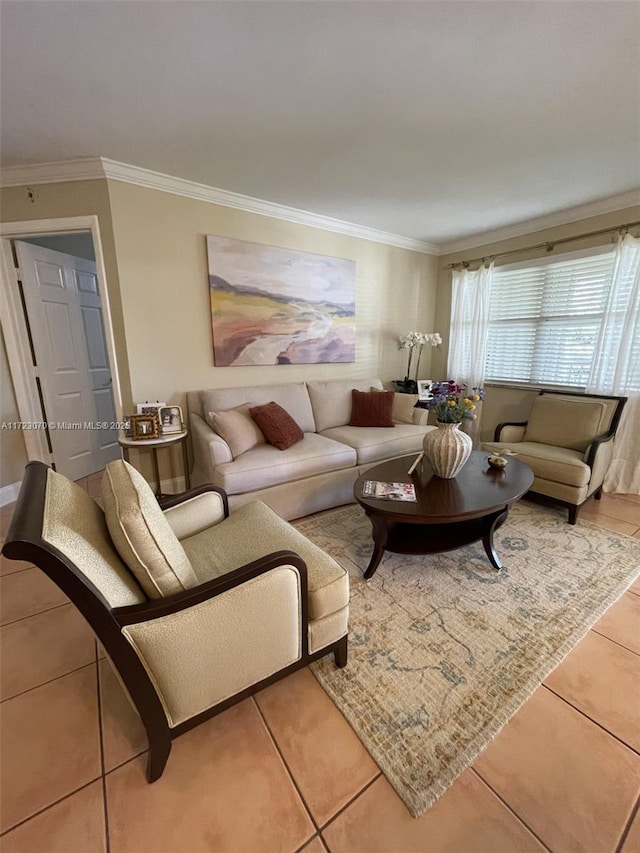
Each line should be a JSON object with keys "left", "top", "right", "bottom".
{"left": 392, "top": 393, "right": 418, "bottom": 424}
{"left": 482, "top": 441, "right": 590, "bottom": 488}
{"left": 207, "top": 404, "right": 265, "bottom": 458}
{"left": 249, "top": 402, "right": 304, "bottom": 450}
{"left": 202, "top": 383, "right": 316, "bottom": 433}
{"left": 307, "top": 378, "right": 384, "bottom": 432}
{"left": 211, "top": 432, "right": 357, "bottom": 495}
{"left": 322, "top": 423, "right": 434, "bottom": 465}
{"left": 183, "top": 500, "right": 349, "bottom": 621}
{"left": 102, "top": 460, "right": 198, "bottom": 598}
{"left": 349, "top": 389, "right": 394, "bottom": 427}
{"left": 523, "top": 395, "right": 613, "bottom": 452}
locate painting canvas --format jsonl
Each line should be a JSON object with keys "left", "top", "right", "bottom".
{"left": 207, "top": 236, "right": 356, "bottom": 365}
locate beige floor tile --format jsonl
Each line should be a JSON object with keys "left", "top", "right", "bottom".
{"left": 544, "top": 630, "right": 640, "bottom": 751}
{"left": 99, "top": 658, "right": 147, "bottom": 771}
{"left": 0, "top": 566, "right": 68, "bottom": 625}
{"left": 580, "top": 511, "right": 638, "bottom": 536}
{"left": 592, "top": 495, "right": 640, "bottom": 525}
{"left": 301, "top": 836, "right": 327, "bottom": 853}
{"left": 322, "top": 769, "right": 545, "bottom": 852}
{"left": 0, "top": 604, "right": 96, "bottom": 700}
{"left": 256, "top": 668, "right": 379, "bottom": 826}
{"left": 0, "top": 513, "right": 14, "bottom": 539}
{"left": 0, "top": 500, "right": 16, "bottom": 517}
{"left": 622, "top": 807, "right": 640, "bottom": 851}
{"left": 613, "top": 493, "right": 640, "bottom": 505}
{"left": 0, "top": 551, "right": 35, "bottom": 576}
{"left": 473, "top": 687, "right": 640, "bottom": 852}
{"left": 592, "top": 591, "right": 640, "bottom": 654}
{"left": 0, "top": 780, "right": 106, "bottom": 853}
{"left": 106, "top": 699, "right": 315, "bottom": 853}
{"left": 0, "top": 666, "right": 101, "bottom": 833}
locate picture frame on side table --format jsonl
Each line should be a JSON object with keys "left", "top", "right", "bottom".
{"left": 158, "top": 405, "right": 184, "bottom": 435}
{"left": 129, "top": 414, "right": 160, "bottom": 440}
{"left": 136, "top": 401, "right": 166, "bottom": 417}
{"left": 417, "top": 380, "right": 433, "bottom": 402}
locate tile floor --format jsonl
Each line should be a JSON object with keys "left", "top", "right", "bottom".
{"left": 0, "top": 476, "right": 639, "bottom": 852}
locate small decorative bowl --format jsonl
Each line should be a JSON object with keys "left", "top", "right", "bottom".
{"left": 488, "top": 454, "right": 508, "bottom": 469}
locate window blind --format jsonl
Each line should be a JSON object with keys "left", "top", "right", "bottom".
{"left": 486, "top": 251, "right": 617, "bottom": 388}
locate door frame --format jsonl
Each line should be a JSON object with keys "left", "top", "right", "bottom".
{"left": 0, "top": 216, "right": 123, "bottom": 465}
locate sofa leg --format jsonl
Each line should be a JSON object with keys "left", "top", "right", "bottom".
{"left": 594, "top": 487, "right": 603, "bottom": 501}
{"left": 568, "top": 505, "right": 579, "bottom": 525}
{"left": 334, "top": 635, "right": 348, "bottom": 669}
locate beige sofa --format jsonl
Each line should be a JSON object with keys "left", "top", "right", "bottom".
{"left": 187, "top": 377, "right": 436, "bottom": 520}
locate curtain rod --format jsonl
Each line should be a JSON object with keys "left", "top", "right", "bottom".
{"left": 446, "top": 220, "right": 640, "bottom": 269}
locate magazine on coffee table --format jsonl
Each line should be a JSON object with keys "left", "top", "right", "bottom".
{"left": 361, "top": 480, "right": 417, "bottom": 501}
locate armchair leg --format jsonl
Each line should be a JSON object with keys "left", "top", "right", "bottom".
{"left": 147, "top": 736, "right": 172, "bottom": 782}
{"left": 568, "top": 505, "right": 579, "bottom": 525}
{"left": 334, "top": 635, "right": 348, "bottom": 669}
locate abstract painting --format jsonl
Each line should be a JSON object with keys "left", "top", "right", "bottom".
{"left": 207, "top": 235, "right": 356, "bottom": 365}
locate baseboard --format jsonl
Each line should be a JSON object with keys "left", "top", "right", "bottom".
{"left": 0, "top": 481, "right": 22, "bottom": 508}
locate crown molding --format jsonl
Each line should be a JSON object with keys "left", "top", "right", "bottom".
{"left": 99, "top": 158, "right": 439, "bottom": 254}
{"left": 3, "top": 157, "right": 637, "bottom": 257}
{"left": 438, "top": 189, "right": 640, "bottom": 256}
{"left": 0, "top": 156, "right": 437, "bottom": 254}
{"left": 0, "top": 158, "right": 105, "bottom": 186}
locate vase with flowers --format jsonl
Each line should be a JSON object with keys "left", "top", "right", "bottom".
{"left": 422, "top": 381, "right": 485, "bottom": 478}
{"left": 394, "top": 332, "right": 442, "bottom": 394}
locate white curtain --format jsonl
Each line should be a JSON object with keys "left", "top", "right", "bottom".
{"left": 587, "top": 233, "right": 640, "bottom": 494}
{"left": 447, "top": 262, "right": 493, "bottom": 444}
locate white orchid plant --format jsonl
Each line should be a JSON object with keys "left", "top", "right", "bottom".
{"left": 397, "top": 332, "right": 442, "bottom": 389}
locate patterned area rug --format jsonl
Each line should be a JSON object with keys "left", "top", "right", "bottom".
{"left": 295, "top": 501, "right": 640, "bottom": 817}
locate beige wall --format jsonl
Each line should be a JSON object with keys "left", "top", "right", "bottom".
{"left": 432, "top": 205, "right": 640, "bottom": 442}
{"left": 1, "top": 177, "right": 439, "bottom": 487}
{"left": 105, "top": 180, "right": 439, "bottom": 484}
{"left": 106, "top": 180, "right": 439, "bottom": 408}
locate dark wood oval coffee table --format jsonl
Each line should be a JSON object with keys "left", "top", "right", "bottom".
{"left": 354, "top": 451, "right": 534, "bottom": 579}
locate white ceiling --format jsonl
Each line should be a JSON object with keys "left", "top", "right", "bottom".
{"left": 1, "top": 1, "right": 639, "bottom": 248}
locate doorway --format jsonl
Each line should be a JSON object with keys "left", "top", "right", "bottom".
{"left": 0, "top": 216, "right": 123, "bottom": 480}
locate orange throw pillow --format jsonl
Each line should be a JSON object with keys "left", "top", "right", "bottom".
{"left": 249, "top": 402, "right": 304, "bottom": 450}
{"left": 349, "top": 389, "right": 395, "bottom": 427}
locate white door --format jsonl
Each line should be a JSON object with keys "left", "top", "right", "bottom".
{"left": 15, "top": 240, "right": 120, "bottom": 480}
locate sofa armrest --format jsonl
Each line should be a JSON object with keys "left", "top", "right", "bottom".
{"left": 161, "top": 486, "right": 229, "bottom": 539}
{"left": 413, "top": 407, "right": 430, "bottom": 426}
{"left": 494, "top": 421, "right": 527, "bottom": 442}
{"left": 190, "top": 412, "right": 233, "bottom": 480}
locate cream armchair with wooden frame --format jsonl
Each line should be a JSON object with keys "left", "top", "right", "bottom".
{"left": 2, "top": 460, "right": 349, "bottom": 782}
{"left": 482, "top": 390, "right": 627, "bottom": 525}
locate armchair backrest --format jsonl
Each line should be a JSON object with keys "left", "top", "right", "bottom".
{"left": 523, "top": 391, "right": 627, "bottom": 452}
{"left": 4, "top": 462, "right": 145, "bottom": 610}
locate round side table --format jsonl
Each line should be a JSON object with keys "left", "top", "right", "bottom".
{"left": 118, "top": 429, "right": 190, "bottom": 499}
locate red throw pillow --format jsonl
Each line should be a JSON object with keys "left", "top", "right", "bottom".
{"left": 249, "top": 402, "right": 304, "bottom": 450}
{"left": 349, "top": 389, "right": 395, "bottom": 428}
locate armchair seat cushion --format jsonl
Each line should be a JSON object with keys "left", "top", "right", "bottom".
{"left": 182, "top": 500, "right": 349, "bottom": 621}
{"left": 482, "top": 441, "right": 590, "bottom": 488}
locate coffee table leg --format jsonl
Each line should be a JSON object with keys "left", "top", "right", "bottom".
{"left": 363, "top": 514, "right": 389, "bottom": 580}
{"left": 482, "top": 508, "right": 509, "bottom": 572}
